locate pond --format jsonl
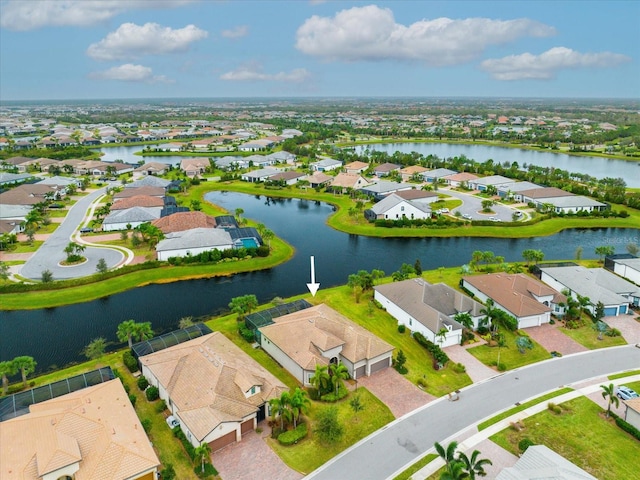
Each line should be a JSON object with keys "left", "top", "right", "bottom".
{"left": 0, "top": 191, "right": 637, "bottom": 373}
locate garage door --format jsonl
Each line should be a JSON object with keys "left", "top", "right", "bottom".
{"left": 241, "top": 419, "right": 254, "bottom": 436}
{"left": 369, "top": 357, "right": 389, "bottom": 375}
{"left": 354, "top": 365, "right": 366, "bottom": 379}
{"left": 604, "top": 306, "right": 618, "bottom": 316}
{"left": 209, "top": 431, "right": 236, "bottom": 452}
{"left": 519, "top": 316, "right": 541, "bottom": 329}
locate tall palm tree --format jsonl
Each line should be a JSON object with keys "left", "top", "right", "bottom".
{"left": 600, "top": 383, "right": 619, "bottom": 418}
{"left": 116, "top": 319, "right": 138, "bottom": 348}
{"left": 440, "top": 461, "right": 469, "bottom": 480}
{"left": 289, "top": 388, "right": 310, "bottom": 428}
{"left": 193, "top": 442, "right": 211, "bottom": 474}
{"left": 329, "top": 362, "right": 350, "bottom": 396}
{"left": 0, "top": 360, "right": 18, "bottom": 395}
{"left": 310, "top": 364, "right": 330, "bottom": 395}
{"left": 134, "top": 322, "right": 154, "bottom": 343}
{"left": 457, "top": 449, "right": 492, "bottom": 479}
{"left": 435, "top": 441, "right": 462, "bottom": 477}
{"left": 12, "top": 356, "right": 37, "bottom": 389}
{"left": 269, "top": 390, "right": 292, "bottom": 430}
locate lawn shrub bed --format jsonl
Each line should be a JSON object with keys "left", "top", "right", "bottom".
{"left": 413, "top": 332, "right": 449, "bottom": 365}
{"left": 278, "top": 423, "right": 308, "bottom": 445}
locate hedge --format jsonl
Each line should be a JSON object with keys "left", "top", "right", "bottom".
{"left": 145, "top": 386, "right": 160, "bottom": 401}
{"left": 320, "top": 386, "right": 349, "bottom": 402}
{"left": 174, "top": 427, "right": 196, "bottom": 460}
{"left": 278, "top": 423, "right": 308, "bottom": 445}
{"left": 413, "top": 332, "right": 449, "bottom": 365}
{"left": 123, "top": 350, "right": 138, "bottom": 373}
{"left": 614, "top": 415, "right": 640, "bottom": 441}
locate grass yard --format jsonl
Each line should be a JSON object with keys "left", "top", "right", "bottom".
{"left": 559, "top": 323, "right": 627, "bottom": 349}
{"left": 268, "top": 387, "right": 394, "bottom": 475}
{"left": 467, "top": 329, "right": 550, "bottom": 371}
{"left": 392, "top": 454, "right": 438, "bottom": 480}
{"left": 609, "top": 370, "right": 640, "bottom": 380}
{"left": 489, "top": 397, "right": 640, "bottom": 480}
{"left": 313, "top": 287, "right": 472, "bottom": 396}
{"left": 11, "top": 240, "right": 43, "bottom": 253}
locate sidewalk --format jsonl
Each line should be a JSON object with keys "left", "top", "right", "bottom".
{"left": 404, "top": 372, "right": 640, "bottom": 479}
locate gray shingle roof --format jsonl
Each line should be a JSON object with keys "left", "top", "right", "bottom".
{"left": 103, "top": 206, "right": 159, "bottom": 224}
{"left": 156, "top": 228, "right": 233, "bottom": 252}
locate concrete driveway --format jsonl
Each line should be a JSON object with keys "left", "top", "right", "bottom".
{"left": 19, "top": 188, "right": 125, "bottom": 280}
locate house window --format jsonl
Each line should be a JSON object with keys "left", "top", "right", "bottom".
{"left": 409, "top": 319, "right": 412, "bottom": 326}
{"left": 250, "top": 386, "right": 256, "bottom": 395}
{"left": 401, "top": 206, "right": 405, "bottom": 211}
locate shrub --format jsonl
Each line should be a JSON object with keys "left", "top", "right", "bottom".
{"left": 397, "top": 324, "right": 406, "bottom": 334}
{"left": 156, "top": 399, "right": 167, "bottom": 413}
{"left": 146, "top": 386, "right": 160, "bottom": 401}
{"left": 615, "top": 416, "right": 640, "bottom": 440}
{"left": 476, "top": 326, "right": 490, "bottom": 335}
{"left": 278, "top": 423, "right": 308, "bottom": 445}
{"left": 497, "top": 362, "right": 507, "bottom": 372}
{"left": 128, "top": 393, "right": 137, "bottom": 406}
{"left": 123, "top": 350, "right": 138, "bottom": 373}
{"left": 238, "top": 325, "right": 255, "bottom": 342}
{"left": 307, "top": 387, "right": 320, "bottom": 401}
{"left": 320, "top": 386, "right": 349, "bottom": 402}
{"left": 417, "top": 378, "right": 427, "bottom": 389}
{"left": 452, "top": 362, "right": 466, "bottom": 374}
{"left": 195, "top": 463, "right": 218, "bottom": 478}
{"left": 137, "top": 376, "right": 149, "bottom": 391}
{"left": 160, "top": 464, "right": 176, "bottom": 480}
{"left": 413, "top": 332, "right": 449, "bottom": 366}
{"left": 141, "top": 418, "right": 152, "bottom": 433}
{"left": 547, "top": 402, "right": 562, "bottom": 414}
{"left": 606, "top": 328, "right": 621, "bottom": 337}
{"left": 519, "top": 438, "right": 534, "bottom": 452}
{"left": 174, "top": 427, "right": 196, "bottom": 460}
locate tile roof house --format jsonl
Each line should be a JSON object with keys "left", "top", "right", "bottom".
{"left": 310, "top": 158, "right": 342, "bottom": 172}
{"left": 373, "top": 162, "right": 401, "bottom": 177}
{"left": 374, "top": 278, "right": 484, "bottom": 347}
{"left": 111, "top": 195, "right": 165, "bottom": 211}
{"left": 329, "top": 172, "right": 371, "bottom": 192}
{"left": 126, "top": 176, "right": 172, "bottom": 189}
{"left": 268, "top": 170, "right": 307, "bottom": 185}
{"left": 606, "top": 254, "right": 640, "bottom": 286}
{"left": 240, "top": 167, "right": 280, "bottom": 183}
{"left": 532, "top": 195, "right": 607, "bottom": 214}
{"left": 102, "top": 207, "right": 161, "bottom": 231}
{"left": 155, "top": 227, "right": 234, "bottom": 261}
{"left": 114, "top": 186, "right": 165, "bottom": 199}
{"left": 468, "top": 175, "right": 513, "bottom": 191}
{"left": 180, "top": 158, "right": 210, "bottom": 177}
{"left": 0, "top": 184, "right": 60, "bottom": 205}
{"left": 623, "top": 397, "right": 640, "bottom": 431}
{"left": 496, "top": 445, "right": 596, "bottom": 479}
{"left": 259, "top": 304, "right": 393, "bottom": 385}
{"left": 364, "top": 193, "right": 432, "bottom": 221}
{"left": 462, "top": 273, "right": 567, "bottom": 328}
{"left": 539, "top": 266, "right": 640, "bottom": 316}
{"left": 0, "top": 379, "right": 160, "bottom": 480}
{"left": 519, "top": 187, "right": 573, "bottom": 203}
{"left": 399, "top": 165, "right": 428, "bottom": 182}
{"left": 306, "top": 171, "right": 333, "bottom": 188}
{"left": 422, "top": 168, "right": 456, "bottom": 183}
{"left": 133, "top": 162, "right": 169, "bottom": 176}
{"left": 152, "top": 211, "right": 217, "bottom": 233}
{"left": 344, "top": 161, "right": 369, "bottom": 174}
{"left": 140, "top": 332, "right": 287, "bottom": 452}
{"left": 442, "top": 172, "right": 479, "bottom": 187}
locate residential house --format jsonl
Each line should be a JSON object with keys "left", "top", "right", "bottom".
{"left": 533, "top": 195, "right": 607, "bottom": 214}
{"left": 281, "top": 128, "right": 303, "bottom": 138}
{"left": 539, "top": 265, "right": 640, "bottom": 315}
{"left": 330, "top": 172, "right": 371, "bottom": 193}
{"left": 310, "top": 158, "right": 342, "bottom": 172}
{"left": 364, "top": 193, "right": 432, "bottom": 221}
{"left": 152, "top": 211, "right": 217, "bottom": 233}
{"left": 306, "top": 171, "right": 333, "bottom": 188}
{"left": 214, "top": 156, "right": 248, "bottom": 171}
{"left": 139, "top": 332, "right": 287, "bottom": 451}
{"left": 358, "top": 181, "right": 415, "bottom": 200}
{"left": 265, "top": 151, "right": 297, "bottom": 164}
{"left": 373, "top": 162, "right": 401, "bottom": 178}
{"left": 442, "top": 172, "right": 478, "bottom": 188}
{"left": 268, "top": 170, "right": 307, "bottom": 185}
{"left": 102, "top": 207, "right": 161, "bottom": 231}
{"left": 0, "top": 379, "right": 160, "bottom": 480}
{"left": 496, "top": 445, "right": 596, "bottom": 480}
{"left": 0, "top": 218, "right": 22, "bottom": 234}
{"left": 180, "top": 158, "right": 209, "bottom": 177}
{"left": 0, "top": 172, "right": 35, "bottom": 186}
{"left": 1, "top": 156, "right": 32, "bottom": 170}
{"left": 496, "top": 181, "right": 541, "bottom": 200}
{"left": 399, "top": 165, "right": 428, "bottom": 182}
{"left": 240, "top": 167, "right": 280, "bottom": 183}
{"left": 392, "top": 189, "right": 439, "bottom": 205}
{"left": 468, "top": 175, "right": 513, "bottom": 192}
{"left": 0, "top": 204, "right": 31, "bottom": 221}
{"left": 111, "top": 195, "right": 165, "bottom": 211}
{"left": 133, "top": 162, "right": 169, "bottom": 177}
{"left": 519, "top": 187, "right": 573, "bottom": 205}
{"left": 259, "top": 304, "right": 393, "bottom": 385}
{"left": 462, "top": 273, "right": 566, "bottom": 328}
{"left": 126, "top": 176, "right": 173, "bottom": 189}
{"left": 238, "top": 139, "right": 274, "bottom": 152}
{"left": 0, "top": 184, "right": 61, "bottom": 206}
{"left": 114, "top": 186, "right": 165, "bottom": 200}
{"left": 374, "top": 278, "right": 484, "bottom": 347}
{"left": 155, "top": 228, "right": 234, "bottom": 260}
{"left": 422, "top": 168, "right": 456, "bottom": 183}
{"left": 605, "top": 254, "right": 640, "bottom": 285}
{"left": 344, "top": 161, "right": 369, "bottom": 174}
{"left": 623, "top": 397, "right": 640, "bottom": 431}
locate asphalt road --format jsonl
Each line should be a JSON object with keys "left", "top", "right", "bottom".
{"left": 20, "top": 188, "right": 124, "bottom": 280}
{"left": 306, "top": 346, "right": 640, "bottom": 480}
{"left": 445, "top": 189, "right": 519, "bottom": 222}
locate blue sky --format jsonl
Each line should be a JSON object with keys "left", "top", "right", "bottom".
{"left": 1, "top": 0, "right": 638, "bottom": 101}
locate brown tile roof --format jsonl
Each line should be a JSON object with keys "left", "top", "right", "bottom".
{"left": 139, "top": 332, "right": 287, "bottom": 442}
{"left": 133, "top": 162, "right": 167, "bottom": 173}
{"left": 114, "top": 186, "right": 165, "bottom": 199}
{"left": 152, "top": 211, "right": 217, "bottom": 233}
{"left": 625, "top": 397, "right": 640, "bottom": 414}
{"left": 259, "top": 304, "right": 393, "bottom": 370}
{"left": 306, "top": 172, "right": 332, "bottom": 185}
{"left": 111, "top": 195, "right": 164, "bottom": 210}
{"left": 519, "top": 187, "right": 574, "bottom": 199}
{"left": 331, "top": 172, "right": 369, "bottom": 188}
{"left": 445, "top": 172, "right": 478, "bottom": 182}
{"left": 0, "top": 379, "right": 159, "bottom": 480}
{"left": 463, "top": 273, "right": 566, "bottom": 318}
{"left": 344, "top": 161, "right": 369, "bottom": 171}
{"left": 399, "top": 165, "right": 428, "bottom": 175}
{"left": 0, "top": 184, "right": 57, "bottom": 205}
{"left": 269, "top": 171, "right": 306, "bottom": 182}
{"left": 393, "top": 189, "right": 438, "bottom": 200}
{"left": 374, "top": 162, "right": 401, "bottom": 173}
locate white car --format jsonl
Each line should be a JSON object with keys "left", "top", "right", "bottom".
{"left": 440, "top": 208, "right": 450, "bottom": 213}
{"left": 166, "top": 415, "right": 180, "bottom": 429}
{"left": 463, "top": 213, "right": 472, "bottom": 220}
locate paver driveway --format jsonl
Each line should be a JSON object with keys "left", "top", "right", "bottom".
{"left": 525, "top": 323, "right": 588, "bottom": 355}
{"left": 605, "top": 314, "right": 640, "bottom": 344}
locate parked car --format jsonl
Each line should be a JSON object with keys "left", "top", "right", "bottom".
{"left": 514, "top": 211, "right": 523, "bottom": 217}
{"left": 166, "top": 415, "right": 180, "bottom": 429}
{"left": 462, "top": 213, "right": 472, "bottom": 220}
{"left": 616, "top": 385, "right": 639, "bottom": 400}
{"left": 80, "top": 227, "right": 93, "bottom": 233}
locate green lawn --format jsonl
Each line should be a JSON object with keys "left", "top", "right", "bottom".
{"left": 11, "top": 241, "right": 43, "bottom": 253}
{"left": 268, "top": 387, "right": 394, "bottom": 475}
{"left": 314, "top": 287, "right": 472, "bottom": 396}
{"left": 559, "top": 323, "right": 627, "bottom": 349}
{"left": 489, "top": 397, "right": 640, "bottom": 480}
{"left": 467, "top": 329, "right": 550, "bottom": 371}
{"left": 477, "top": 387, "right": 574, "bottom": 431}
{"left": 609, "top": 370, "right": 640, "bottom": 380}
{"left": 392, "top": 454, "right": 438, "bottom": 480}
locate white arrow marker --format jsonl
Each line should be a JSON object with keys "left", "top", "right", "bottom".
{"left": 306, "top": 255, "right": 320, "bottom": 297}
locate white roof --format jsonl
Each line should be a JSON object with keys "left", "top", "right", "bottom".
{"left": 156, "top": 227, "right": 233, "bottom": 252}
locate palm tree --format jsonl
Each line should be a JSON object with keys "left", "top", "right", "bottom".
{"left": 116, "top": 319, "right": 138, "bottom": 348}
{"left": 12, "top": 356, "right": 37, "bottom": 389}
{"left": 289, "top": 388, "right": 311, "bottom": 428}
{"left": 193, "top": 442, "right": 211, "bottom": 474}
{"left": 0, "top": 360, "right": 18, "bottom": 395}
{"left": 435, "top": 441, "right": 463, "bottom": 478}
{"left": 457, "top": 449, "right": 492, "bottom": 479}
{"left": 261, "top": 229, "right": 274, "bottom": 248}
{"left": 134, "top": 321, "right": 154, "bottom": 343}
{"left": 600, "top": 383, "right": 619, "bottom": 418}
{"left": 310, "top": 364, "right": 331, "bottom": 395}
{"left": 479, "top": 299, "right": 499, "bottom": 335}
{"left": 592, "top": 320, "right": 608, "bottom": 341}
{"left": 269, "top": 390, "right": 292, "bottom": 430}
{"left": 328, "top": 362, "right": 349, "bottom": 396}
{"left": 440, "top": 461, "right": 469, "bottom": 480}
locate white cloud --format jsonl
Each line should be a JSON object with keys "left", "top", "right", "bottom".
{"left": 295, "top": 5, "right": 555, "bottom": 66}
{"left": 89, "top": 64, "right": 173, "bottom": 83}
{"left": 221, "top": 25, "right": 248, "bottom": 39}
{"left": 87, "top": 22, "right": 208, "bottom": 61}
{"left": 481, "top": 47, "right": 631, "bottom": 80}
{"left": 0, "top": 0, "right": 195, "bottom": 31}
{"left": 220, "top": 63, "right": 311, "bottom": 83}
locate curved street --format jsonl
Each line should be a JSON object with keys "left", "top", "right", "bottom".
{"left": 443, "top": 188, "right": 522, "bottom": 222}
{"left": 305, "top": 345, "right": 640, "bottom": 480}
{"left": 20, "top": 188, "right": 126, "bottom": 280}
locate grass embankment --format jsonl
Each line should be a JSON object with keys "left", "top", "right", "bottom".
{"left": 609, "top": 369, "right": 640, "bottom": 380}
{"left": 467, "top": 329, "right": 551, "bottom": 371}
{"left": 312, "top": 286, "right": 472, "bottom": 396}
{"left": 560, "top": 323, "right": 628, "bottom": 349}
{"left": 268, "top": 387, "right": 394, "bottom": 474}
{"left": 489, "top": 397, "right": 640, "bottom": 479}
